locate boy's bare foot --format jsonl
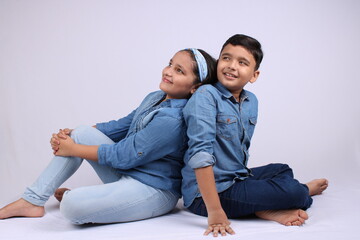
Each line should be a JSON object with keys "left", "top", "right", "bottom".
{"left": 306, "top": 179, "right": 328, "bottom": 196}
{"left": 54, "top": 188, "right": 70, "bottom": 202}
{"left": 0, "top": 199, "right": 44, "bottom": 219}
{"left": 255, "top": 209, "right": 308, "bottom": 226}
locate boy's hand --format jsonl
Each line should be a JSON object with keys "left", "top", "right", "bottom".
{"left": 205, "top": 209, "right": 235, "bottom": 237}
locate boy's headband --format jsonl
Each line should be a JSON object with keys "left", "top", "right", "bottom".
{"left": 187, "top": 48, "right": 208, "bottom": 82}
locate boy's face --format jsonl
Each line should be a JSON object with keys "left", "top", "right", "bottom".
{"left": 217, "top": 44, "right": 259, "bottom": 99}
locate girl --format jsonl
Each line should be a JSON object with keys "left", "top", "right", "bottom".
{"left": 0, "top": 48, "right": 216, "bottom": 224}
{"left": 181, "top": 34, "right": 328, "bottom": 237}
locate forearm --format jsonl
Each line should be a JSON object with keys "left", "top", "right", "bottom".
{"left": 70, "top": 144, "right": 99, "bottom": 161}
{"left": 195, "top": 166, "right": 223, "bottom": 212}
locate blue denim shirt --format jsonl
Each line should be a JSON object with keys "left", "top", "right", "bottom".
{"left": 96, "top": 91, "right": 188, "bottom": 197}
{"left": 182, "top": 82, "right": 258, "bottom": 207}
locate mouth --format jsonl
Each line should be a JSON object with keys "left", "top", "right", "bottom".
{"left": 162, "top": 77, "right": 173, "bottom": 84}
{"left": 224, "top": 72, "right": 238, "bottom": 79}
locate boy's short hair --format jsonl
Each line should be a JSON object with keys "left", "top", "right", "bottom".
{"left": 220, "top": 34, "right": 263, "bottom": 70}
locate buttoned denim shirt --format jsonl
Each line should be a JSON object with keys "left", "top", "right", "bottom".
{"left": 181, "top": 82, "right": 258, "bottom": 207}
{"left": 96, "top": 91, "right": 188, "bottom": 197}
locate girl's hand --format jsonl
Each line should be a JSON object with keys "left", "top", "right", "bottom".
{"left": 54, "top": 136, "right": 76, "bottom": 157}
{"left": 50, "top": 128, "right": 72, "bottom": 154}
{"left": 205, "top": 209, "right": 235, "bottom": 237}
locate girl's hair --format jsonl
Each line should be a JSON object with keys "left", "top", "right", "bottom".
{"left": 181, "top": 49, "right": 217, "bottom": 86}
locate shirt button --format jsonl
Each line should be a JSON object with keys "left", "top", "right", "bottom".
{"left": 138, "top": 152, "right": 143, "bottom": 156}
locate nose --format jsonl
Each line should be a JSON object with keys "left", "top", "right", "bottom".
{"left": 163, "top": 66, "right": 173, "bottom": 77}
{"left": 227, "top": 60, "right": 236, "bottom": 70}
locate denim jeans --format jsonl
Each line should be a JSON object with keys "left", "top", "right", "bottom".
{"left": 22, "top": 125, "right": 178, "bottom": 224}
{"left": 188, "top": 163, "right": 313, "bottom": 218}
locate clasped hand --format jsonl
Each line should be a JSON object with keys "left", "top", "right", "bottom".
{"left": 50, "top": 128, "right": 74, "bottom": 156}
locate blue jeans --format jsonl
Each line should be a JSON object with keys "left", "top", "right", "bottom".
{"left": 188, "top": 163, "right": 313, "bottom": 218}
{"left": 22, "top": 125, "right": 178, "bottom": 224}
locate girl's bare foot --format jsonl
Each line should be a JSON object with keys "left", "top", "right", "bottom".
{"left": 0, "top": 199, "right": 44, "bottom": 219}
{"left": 306, "top": 179, "right": 328, "bottom": 196}
{"left": 255, "top": 209, "right": 308, "bottom": 226}
{"left": 54, "top": 188, "right": 70, "bottom": 202}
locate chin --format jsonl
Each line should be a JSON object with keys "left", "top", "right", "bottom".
{"left": 159, "top": 82, "right": 168, "bottom": 92}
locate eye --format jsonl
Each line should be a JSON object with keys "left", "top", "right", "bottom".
{"left": 168, "top": 62, "right": 172, "bottom": 67}
{"left": 239, "top": 60, "right": 249, "bottom": 66}
{"left": 222, "top": 56, "right": 230, "bottom": 61}
{"left": 176, "top": 67, "right": 184, "bottom": 74}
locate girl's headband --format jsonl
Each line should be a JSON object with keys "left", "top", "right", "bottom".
{"left": 187, "top": 48, "right": 208, "bottom": 82}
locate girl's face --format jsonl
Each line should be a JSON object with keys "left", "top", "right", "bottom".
{"left": 160, "top": 51, "right": 197, "bottom": 99}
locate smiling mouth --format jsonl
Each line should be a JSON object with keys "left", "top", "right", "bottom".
{"left": 224, "top": 72, "right": 238, "bottom": 78}
{"left": 163, "top": 77, "right": 173, "bottom": 84}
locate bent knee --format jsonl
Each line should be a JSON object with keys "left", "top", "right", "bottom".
{"left": 286, "top": 185, "right": 312, "bottom": 208}
{"left": 70, "top": 125, "right": 95, "bottom": 144}
{"left": 71, "top": 125, "right": 92, "bottom": 138}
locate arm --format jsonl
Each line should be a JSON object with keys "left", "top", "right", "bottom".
{"left": 54, "top": 135, "right": 99, "bottom": 161}
{"left": 50, "top": 127, "right": 96, "bottom": 153}
{"left": 195, "top": 166, "right": 234, "bottom": 237}
{"left": 184, "top": 90, "right": 234, "bottom": 236}
{"left": 96, "top": 109, "right": 136, "bottom": 142}
{"left": 97, "top": 110, "right": 184, "bottom": 169}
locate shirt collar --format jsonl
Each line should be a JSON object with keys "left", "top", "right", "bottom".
{"left": 157, "top": 91, "right": 188, "bottom": 108}
{"left": 214, "top": 82, "right": 249, "bottom": 103}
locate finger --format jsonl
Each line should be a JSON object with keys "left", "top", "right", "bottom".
{"left": 51, "top": 134, "right": 60, "bottom": 144}
{"left": 220, "top": 226, "right": 227, "bottom": 236}
{"left": 51, "top": 138, "right": 60, "bottom": 146}
{"left": 225, "top": 225, "right": 235, "bottom": 235}
{"left": 213, "top": 226, "right": 220, "bottom": 237}
{"left": 204, "top": 226, "right": 213, "bottom": 236}
{"left": 64, "top": 128, "right": 72, "bottom": 135}
{"left": 58, "top": 131, "right": 67, "bottom": 139}
{"left": 51, "top": 134, "right": 58, "bottom": 142}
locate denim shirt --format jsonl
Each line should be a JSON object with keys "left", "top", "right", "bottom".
{"left": 181, "top": 82, "right": 258, "bottom": 207}
{"left": 96, "top": 91, "right": 188, "bottom": 197}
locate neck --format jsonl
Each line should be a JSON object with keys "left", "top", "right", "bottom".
{"left": 231, "top": 89, "right": 243, "bottom": 102}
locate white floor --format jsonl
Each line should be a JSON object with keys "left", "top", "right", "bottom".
{"left": 1, "top": 179, "right": 359, "bottom": 240}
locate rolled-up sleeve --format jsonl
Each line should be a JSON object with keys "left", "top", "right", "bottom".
{"left": 97, "top": 110, "right": 184, "bottom": 169}
{"left": 183, "top": 89, "right": 217, "bottom": 169}
{"left": 188, "top": 152, "right": 216, "bottom": 169}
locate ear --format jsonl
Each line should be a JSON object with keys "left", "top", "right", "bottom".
{"left": 190, "top": 83, "right": 201, "bottom": 94}
{"left": 249, "top": 70, "right": 260, "bottom": 84}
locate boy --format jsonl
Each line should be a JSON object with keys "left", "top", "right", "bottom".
{"left": 181, "top": 34, "right": 328, "bottom": 237}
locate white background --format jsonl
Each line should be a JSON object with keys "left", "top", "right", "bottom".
{"left": 1, "top": 0, "right": 359, "bottom": 206}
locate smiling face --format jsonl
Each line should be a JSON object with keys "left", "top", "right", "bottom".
{"left": 159, "top": 51, "right": 197, "bottom": 99}
{"left": 217, "top": 44, "right": 260, "bottom": 100}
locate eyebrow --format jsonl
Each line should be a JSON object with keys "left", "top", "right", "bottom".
{"left": 221, "top": 52, "right": 250, "bottom": 64}
{"left": 170, "top": 59, "right": 187, "bottom": 73}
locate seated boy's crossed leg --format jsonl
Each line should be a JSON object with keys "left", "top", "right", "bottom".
{"left": 188, "top": 163, "right": 328, "bottom": 226}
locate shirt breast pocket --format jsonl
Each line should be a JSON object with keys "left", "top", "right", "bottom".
{"left": 246, "top": 117, "right": 257, "bottom": 138}
{"left": 216, "top": 115, "right": 238, "bottom": 140}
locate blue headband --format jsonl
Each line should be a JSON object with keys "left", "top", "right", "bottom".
{"left": 187, "top": 48, "right": 208, "bottom": 82}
